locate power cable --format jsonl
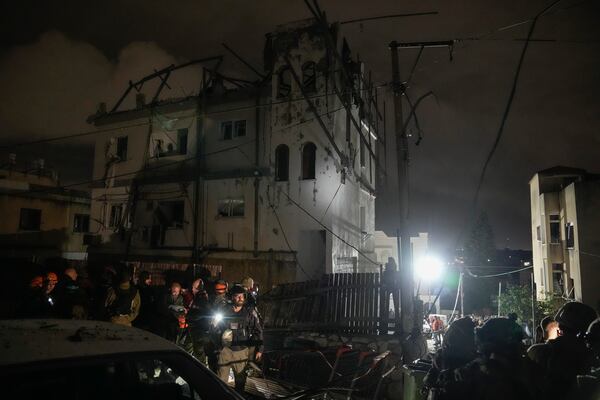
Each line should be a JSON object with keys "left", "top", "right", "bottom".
{"left": 465, "top": 265, "right": 533, "bottom": 278}
{"left": 319, "top": 181, "right": 343, "bottom": 222}
{"left": 276, "top": 186, "right": 379, "bottom": 266}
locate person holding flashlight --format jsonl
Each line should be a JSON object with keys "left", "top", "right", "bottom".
{"left": 214, "top": 284, "right": 263, "bottom": 393}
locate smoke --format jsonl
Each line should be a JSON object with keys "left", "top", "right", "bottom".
{"left": 0, "top": 30, "right": 202, "bottom": 145}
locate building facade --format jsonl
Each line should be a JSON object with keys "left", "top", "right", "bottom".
{"left": 0, "top": 161, "right": 90, "bottom": 263}
{"left": 87, "top": 19, "right": 380, "bottom": 287}
{"left": 530, "top": 166, "right": 600, "bottom": 310}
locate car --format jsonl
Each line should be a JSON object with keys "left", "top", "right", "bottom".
{"left": 0, "top": 319, "right": 244, "bottom": 400}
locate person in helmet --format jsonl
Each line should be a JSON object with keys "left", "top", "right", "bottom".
{"left": 434, "top": 317, "right": 548, "bottom": 400}
{"left": 211, "top": 279, "right": 229, "bottom": 310}
{"left": 528, "top": 301, "right": 597, "bottom": 399}
{"left": 214, "top": 284, "right": 263, "bottom": 394}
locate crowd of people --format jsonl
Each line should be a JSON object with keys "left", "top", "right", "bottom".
{"left": 423, "top": 302, "right": 600, "bottom": 400}
{"left": 18, "top": 264, "right": 263, "bottom": 394}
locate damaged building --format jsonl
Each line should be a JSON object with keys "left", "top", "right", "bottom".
{"left": 87, "top": 19, "right": 383, "bottom": 287}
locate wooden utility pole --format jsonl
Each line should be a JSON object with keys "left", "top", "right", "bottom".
{"left": 389, "top": 41, "right": 414, "bottom": 338}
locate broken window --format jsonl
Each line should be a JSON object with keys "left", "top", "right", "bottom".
{"left": 109, "top": 204, "right": 123, "bottom": 228}
{"left": 552, "top": 263, "right": 564, "bottom": 294}
{"left": 156, "top": 201, "right": 185, "bottom": 229}
{"left": 566, "top": 222, "right": 575, "bottom": 248}
{"left": 275, "top": 144, "right": 289, "bottom": 181}
{"left": 116, "top": 136, "right": 128, "bottom": 161}
{"left": 302, "top": 61, "right": 317, "bottom": 93}
{"left": 549, "top": 214, "right": 560, "bottom": 244}
{"left": 301, "top": 142, "right": 316, "bottom": 180}
{"left": 19, "top": 208, "right": 41, "bottom": 231}
{"left": 277, "top": 66, "right": 292, "bottom": 98}
{"left": 73, "top": 214, "right": 90, "bottom": 233}
{"left": 217, "top": 198, "right": 245, "bottom": 217}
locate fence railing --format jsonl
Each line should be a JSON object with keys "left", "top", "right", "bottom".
{"left": 260, "top": 273, "right": 400, "bottom": 335}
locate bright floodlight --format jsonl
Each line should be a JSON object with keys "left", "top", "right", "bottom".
{"left": 213, "top": 313, "right": 223, "bottom": 323}
{"left": 414, "top": 255, "right": 444, "bottom": 281}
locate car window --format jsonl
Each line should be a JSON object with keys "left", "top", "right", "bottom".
{"left": 134, "top": 358, "right": 200, "bottom": 399}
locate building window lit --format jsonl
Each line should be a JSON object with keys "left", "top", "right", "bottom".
{"left": 275, "top": 144, "right": 289, "bottom": 181}
{"left": 19, "top": 208, "right": 41, "bottom": 231}
{"left": 301, "top": 142, "right": 316, "bottom": 180}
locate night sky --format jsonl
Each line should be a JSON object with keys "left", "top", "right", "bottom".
{"left": 1, "top": 0, "right": 598, "bottom": 255}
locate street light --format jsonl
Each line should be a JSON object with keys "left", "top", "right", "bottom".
{"left": 414, "top": 255, "right": 445, "bottom": 282}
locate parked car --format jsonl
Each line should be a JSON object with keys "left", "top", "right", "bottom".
{"left": 0, "top": 319, "right": 243, "bottom": 400}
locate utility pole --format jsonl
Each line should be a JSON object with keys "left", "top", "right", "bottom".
{"left": 389, "top": 40, "right": 453, "bottom": 357}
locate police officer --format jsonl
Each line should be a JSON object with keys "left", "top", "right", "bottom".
{"left": 528, "top": 301, "right": 597, "bottom": 399}
{"left": 215, "top": 284, "right": 263, "bottom": 393}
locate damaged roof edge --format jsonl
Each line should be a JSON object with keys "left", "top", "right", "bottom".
{"left": 89, "top": 86, "right": 267, "bottom": 127}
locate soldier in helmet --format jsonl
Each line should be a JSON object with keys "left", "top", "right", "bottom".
{"left": 213, "top": 284, "right": 263, "bottom": 394}
{"left": 528, "top": 301, "right": 597, "bottom": 399}
{"left": 434, "top": 317, "right": 547, "bottom": 400}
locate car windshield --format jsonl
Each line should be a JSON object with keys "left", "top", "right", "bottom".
{"left": 1, "top": 351, "right": 239, "bottom": 400}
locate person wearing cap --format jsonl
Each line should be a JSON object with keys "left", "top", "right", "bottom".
{"left": 528, "top": 301, "right": 598, "bottom": 399}
{"left": 214, "top": 284, "right": 263, "bottom": 393}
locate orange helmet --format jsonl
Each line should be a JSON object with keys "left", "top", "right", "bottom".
{"left": 30, "top": 276, "right": 44, "bottom": 288}
{"left": 214, "top": 280, "right": 228, "bottom": 294}
{"left": 46, "top": 272, "right": 58, "bottom": 283}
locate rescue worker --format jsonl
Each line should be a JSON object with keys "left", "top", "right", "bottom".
{"left": 215, "top": 284, "right": 263, "bottom": 393}
{"left": 104, "top": 270, "right": 141, "bottom": 326}
{"left": 424, "top": 316, "right": 478, "bottom": 398}
{"left": 45, "top": 272, "right": 58, "bottom": 296}
{"left": 241, "top": 276, "right": 257, "bottom": 309}
{"left": 432, "top": 316, "right": 444, "bottom": 347}
{"left": 20, "top": 275, "right": 46, "bottom": 318}
{"left": 528, "top": 301, "right": 598, "bottom": 399}
{"left": 54, "top": 267, "right": 88, "bottom": 319}
{"left": 212, "top": 279, "right": 229, "bottom": 310}
{"left": 186, "top": 278, "right": 212, "bottom": 364}
{"left": 159, "top": 281, "right": 185, "bottom": 341}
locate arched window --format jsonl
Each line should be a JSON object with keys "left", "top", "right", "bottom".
{"left": 301, "top": 142, "right": 316, "bottom": 180}
{"left": 302, "top": 62, "right": 316, "bottom": 93}
{"left": 275, "top": 144, "right": 289, "bottom": 182}
{"left": 277, "top": 66, "right": 291, "bottom": 98}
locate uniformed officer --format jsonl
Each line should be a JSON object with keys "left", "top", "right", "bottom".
{"left": 214, "top": 284, "right": 263, "bottom": 393}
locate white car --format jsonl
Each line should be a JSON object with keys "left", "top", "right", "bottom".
{"left": 0, "top": 319, "right": 243, "bottom": 400}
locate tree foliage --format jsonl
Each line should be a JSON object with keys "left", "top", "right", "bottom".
{"left": 498, "top": 284, "right": 567, "bottom": 325}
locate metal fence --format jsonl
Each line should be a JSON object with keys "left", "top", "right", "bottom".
{"left": 260, "top": 272, "right": 399, "bottom": 335}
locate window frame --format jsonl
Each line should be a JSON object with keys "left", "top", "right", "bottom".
{"left": 73, "top": 213, "right": 90, "bottom": 233}
{"left": 301, "top": 142, "right": 317, "bottom": 180}
{"left": 217, "top": 198, "right": 245, "bottom": 218}
{"left": 275, "top": 144, "right": 290, "bottom": 182}
{"left": 19, "top": 208, "right": 42, "bottom": 231}
{"left": 116, "top": 136, "right": 128, "bottom": 162}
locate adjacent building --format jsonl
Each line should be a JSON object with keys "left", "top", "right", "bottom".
{"left": 87, "top": 19, "right": 381, "bottom": 287}
{"left": 530, "top": 166, "right": 600, "bottom": 310}
{"left": 0, "top": 158, "right": 90, "bottom": 264}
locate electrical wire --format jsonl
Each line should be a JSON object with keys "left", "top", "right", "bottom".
{"left": 465, "top": 265, "right": 533, "bottom": 278}
{"left": 447, "top": 272, "right": 463, "bottom": 323}
{"left": 319, "top": 181, "right": 343, "bottom": 222}
{"left": 276, "top": 186, "right": 380, "bottom": 266}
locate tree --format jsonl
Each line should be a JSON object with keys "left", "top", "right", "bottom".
{"left": 464, "top": 211, "right": 496, "bottom": 266}
{"left": 498, "top": 284, "right": 567, "bottom": 326}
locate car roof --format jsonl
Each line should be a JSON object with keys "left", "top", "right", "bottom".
{"left": 0, "top": 319, "right": 181, "bottom": 366}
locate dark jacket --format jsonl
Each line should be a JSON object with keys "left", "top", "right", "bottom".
{"left": 54, "top": 276, "right": 88, "bottom": 319}
{"left": 187, "top": 291, "right": 211, "bottom": 333}
{"left": 217, "top": 304, "right": 263, "bottom": 352}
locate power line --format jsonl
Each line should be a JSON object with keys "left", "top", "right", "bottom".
{"left": 465, "top": 265, "right": 533, "bottom": 278}
{"left": 276, "top": 186, "right": 380, "bottom": 266}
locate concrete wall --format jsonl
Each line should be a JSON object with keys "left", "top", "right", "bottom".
{"left": 575, "top": 181, "right": 600, "bottom": 310}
